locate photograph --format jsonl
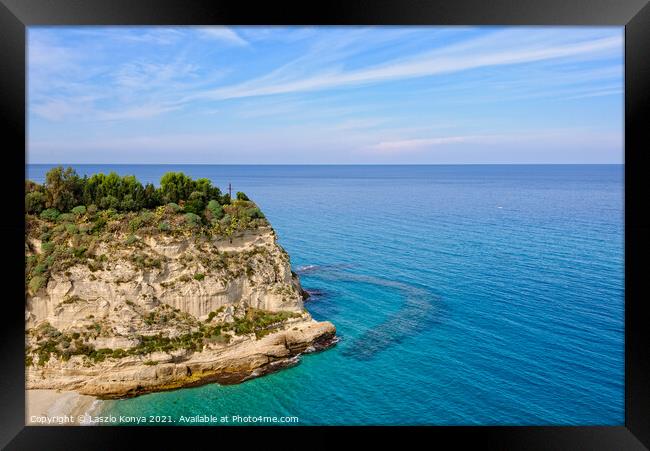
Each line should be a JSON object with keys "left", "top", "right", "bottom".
{"left": 23, "top": 24, "right": 626, "bottom": 427}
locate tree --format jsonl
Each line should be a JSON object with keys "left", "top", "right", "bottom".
{"left": 83, "top": 173, "right": 106, "bottom": 206}
{"left": 32, "top": 168, "right": 246, "bottom": 220}
{"left": 25, "top": 180, "right": 42, "bottom": 193}
{"left": 99, "top": 195, "right": 119, "bottom": 210}
{"left": 120, "top": 194, "right": 137, "bottom": 211}
{"left": 120, "top": 175, "right": 144, "bottom": 210}
{"left": 44, "top": 166, "right": 83, "bottom": 212}
{"left": 160, "top": 172, "right": 199, "bottom": 204}
{"left": 25, "top": 191, "right": 46, "bottom": 214}
{"left": 194, "top": 178, "right": 221, "bottom": 200}
{"left": 142, "top": 183, "right": 159, "bottom": 209}
{"left": 184, "top": 191, "right": 206, "bottom": 215}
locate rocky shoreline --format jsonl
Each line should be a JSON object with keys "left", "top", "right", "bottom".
{"left": 27, "top": 319, "right": 335, "bottom": 399}
{"left": 25, "top": 324, "right": 337, "bottom": 424}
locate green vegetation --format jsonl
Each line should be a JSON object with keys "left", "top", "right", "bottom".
{"left": 206, "top": 307, "right": 225, "bottom": 323}
{"left": 223, "top": 308, "right": 302, "bottom": 339}
{"left": 40, "top": 208, "right": 60, "bottom": 221}
{"left": 25, "top": 167, "right": 269, "bottom": 294}
{"left": 25, "top": 307, "right": 302, "bottom": 367}
{"left": 71, "top": 205, "right": 86, "bottom": 215}
{"left": 25, "top": 191, "right": 46, "bottom": 214}
{"left": 184, "top": 212, "right": 202, "bottom": 228}
{"left": 206, "top": 199, "right": 224, "bottom": 221}
{"left": 26, "top": 166, "right": 238, "bottom": 216}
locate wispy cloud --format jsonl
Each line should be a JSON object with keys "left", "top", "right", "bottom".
{"left": 188, "top": 30, "right": 621, "bottom": 102}
{"left": 97, "top": 104, "right": 183, "bottom": 121}
{"left": 366, "top": 128, "right": 622, "bottom": 156}
{"left": 370, "top": 136, "right": 482, "bottom": 153}
{"left": 195, "top": 26, "right": 249, "bottom": 46}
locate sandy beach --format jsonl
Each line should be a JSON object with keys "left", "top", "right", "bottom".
{"left": 26, "top": 390, "right": 102, "bottom": 426}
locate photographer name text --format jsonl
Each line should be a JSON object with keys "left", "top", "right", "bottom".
{"left": 29, "top": 414, "right": 299, "bottom": 425}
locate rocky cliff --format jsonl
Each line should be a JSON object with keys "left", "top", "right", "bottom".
{"left": 25, "top": 209, "right": 336, "bottom": 398}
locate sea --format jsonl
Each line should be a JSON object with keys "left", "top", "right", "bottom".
{"left": 26, "top": 164, "right": 624, "bottom": 426}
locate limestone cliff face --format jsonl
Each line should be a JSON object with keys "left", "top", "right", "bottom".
{"left": 27, "top": 227, "right": 304, "bottom": 328}
{"left": 25, "top": 225, "right": 336, "bottom": 398}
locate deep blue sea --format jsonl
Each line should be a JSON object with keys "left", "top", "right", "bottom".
{"left": 26, "top": 164, "right": 624, "bottom": 425}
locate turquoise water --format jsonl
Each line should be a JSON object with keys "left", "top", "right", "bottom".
{"left": 27, "top": 165, "right": 624, "bottom": 425}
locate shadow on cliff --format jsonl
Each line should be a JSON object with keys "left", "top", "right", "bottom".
{"left": 295, "top": 264, "right": 442, "bottom": 361}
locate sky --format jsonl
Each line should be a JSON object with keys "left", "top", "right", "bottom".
{"left": 27, "top": 26, "right": 624, "bottom": 164}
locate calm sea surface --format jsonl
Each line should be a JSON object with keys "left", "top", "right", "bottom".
{"left": 26, "top": 165, "right": 624, "bottom": 425}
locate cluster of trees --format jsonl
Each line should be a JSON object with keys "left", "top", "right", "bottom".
{"left": 25, "top": 167, "right": 241, "bottom": 218}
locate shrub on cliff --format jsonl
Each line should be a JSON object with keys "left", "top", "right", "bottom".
{"left": 71, "top": 205, "right": 86, "bottom": 216}
{"left": 65, "top": 223, "right": 78, "bottom": 235}
{"left": 26, "top": 191, "right": 46, "bottom": 214}
{"left": 40, "top": 208, "right": 60, "bottom": 221}
{"left": 56, "top": 213, "right": 75, "bottom": 223}
{"left": 247, "top": 207, "right": 264, "bottom": 219}
{"left": 128, "top": 211, "right": 155, "bottom": 232}
{"left": 41, "top": 241, "right": 55, "bottom": 254}
{"left": 28, "top": 275, "right": 46, "bottom": 294}
{"left": 206, "top": 199, "right": 224, "bottom": 221}
{"left": 184, "top": 212, "right": 202, "bottom": 228}
{"left": 184, "top": 191, "right": 207, "bottom": 215}
{"left": 165, "top": 202, "right": 182, "bottom": 214}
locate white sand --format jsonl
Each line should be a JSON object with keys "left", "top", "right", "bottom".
{"left": 26, "top": 390, "right": 102, "bottom": 426}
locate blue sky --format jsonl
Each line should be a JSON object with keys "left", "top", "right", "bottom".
{"left": 27, "top": 26, "right": 623, "bottom": 164}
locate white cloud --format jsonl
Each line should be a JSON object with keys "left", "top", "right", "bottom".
{"left": 97, "top": 104, "right": 182, "bottom": 121}
{"left": 562, "top": 88, "right": 623, "bottom": 100}
{"left": 32, "top": 99, "right": 83, "bottom": 122}
{"left": 196, "top": 27, "right": 249, "bottom": 46}
{"left": 188, "top": 31, "right": 621, "bottom": 102}
{"left": 120, "top": 29, "right": 184, "bottom": 45}
{"left": 371, "top": 136, "right": 479, "bottom": 153}
{"left": 366, "top": 128, "right": 623, "bottom": 155}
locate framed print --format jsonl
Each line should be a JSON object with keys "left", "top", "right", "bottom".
{"left": 1, "top": 0, "right": 649, "bottom": 449}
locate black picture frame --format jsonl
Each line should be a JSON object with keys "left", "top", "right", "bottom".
{"left": 1, "top": 0, "right": 648, "bottom": 448}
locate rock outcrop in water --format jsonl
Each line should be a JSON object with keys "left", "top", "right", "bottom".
{"left": 25, "top": 178, "right": 336, "bottom": 399}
